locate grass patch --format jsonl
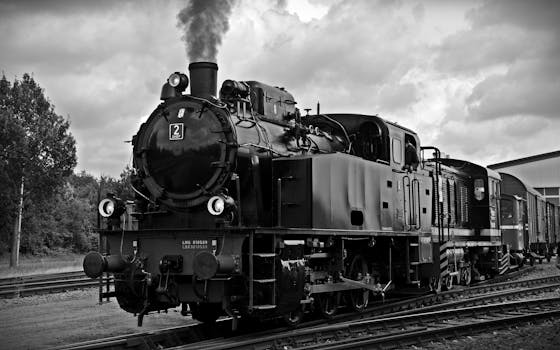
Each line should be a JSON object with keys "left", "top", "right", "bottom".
{"left": 0, "top": 253, "right": 85, "bottom": 278}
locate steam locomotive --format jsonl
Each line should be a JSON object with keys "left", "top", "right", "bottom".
{"left": 83, "top": 62, "right": 559, "bottom": 326}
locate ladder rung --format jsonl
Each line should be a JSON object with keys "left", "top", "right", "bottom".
{"left": 410, "top": 243, "right": 419, "bottom": 247}
{"left": 254, "top": 279, "right": 276, "bottom": 283}
{"left": 253, "top": 253, "right": 277, "bottom": 258}
{"left": 252, "top": 304, "right": 277, "bottom": 310}
{"left": 410, "top": 261, "right": 421, "bottom": 266}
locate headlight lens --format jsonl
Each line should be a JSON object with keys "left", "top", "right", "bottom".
{"left": 207, "top": 196, "right": 225, "bottom": 216}
{"left": 168, "top": 73, "right": 182, "bottom": 87}
{"left": 168, "top": 72, "right": 189, "bottom": 90}
{"left": 98, "top": 198, "right": 115, "bottom": 218}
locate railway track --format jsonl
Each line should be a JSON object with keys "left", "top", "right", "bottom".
{"left": 0, "top": 271, "right": 111, "bottom": 298}
{"left": 53, "top": 273, "right": 560, "bottom": 350}
{"left": 471, "top": 264, "right": 535, "bottom": 285}
{"left": 191, "top": 297, "right": 560, "bottom": 350}
{"left": 325, "top": 273, "right": 560, "bottom": 324}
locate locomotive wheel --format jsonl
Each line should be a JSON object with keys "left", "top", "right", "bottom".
{"left": 442, "top": 275, "right": 453, "bottom": 291}
{"left": 430, "top": 276, "right": 442, "bottom": 293}
{"left": 460, "top": 267, "right": 472, "bottom": 286}
{"left": 347, "top": 255, "right": 369, "bottom": 312}
{"left": 316, "top": 292, "right": 339, "bottom": 318}
{"left": 189, "top": 302, "right": 221, "bottom": 323}
{"left": 282, "top": 306, "right": 304, "bottom": 327}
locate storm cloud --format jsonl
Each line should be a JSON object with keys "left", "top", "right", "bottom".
{"left": 0, "top": 0, "right": 558, "bottom": 176}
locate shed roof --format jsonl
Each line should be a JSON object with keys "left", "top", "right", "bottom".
{"left": 488, "top": 150, "right": 560, "bottom": 169}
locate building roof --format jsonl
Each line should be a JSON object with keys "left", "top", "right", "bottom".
{"left": 487, "top": 150, "right": 560, "bottom": 170}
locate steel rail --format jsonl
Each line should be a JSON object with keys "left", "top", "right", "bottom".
{"left": 49, "top": 321, "right": 232, "bottom": 350}
{"left": 0, "top": 271, "right": 112, "bottom": 298}
{"left": 0, "top": 270, "right": 85, "bottom": 286}
{"left": 184, "top": 297, "right": 560, "bottom": 350}
{"left": 471, "top": 265, "right": 535, "bottom": 285}
{"left": 334, "top": 273, "right": 560, "bottom": 322}
{"left": 54, "top": 274, "right": 560, "bottom": 350}
{"left": 335, "top": 282, "right": 560, "bottom": 325}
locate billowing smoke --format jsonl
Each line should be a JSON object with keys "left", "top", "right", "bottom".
{"left": 177, "top": 0, "right": 237, "bottom": 62}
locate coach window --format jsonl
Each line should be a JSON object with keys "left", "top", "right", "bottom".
{"left": 392, "top": 138, "right": 402, "bottom": 164}
{"left": 500, "top": 199, "right": 514, "bottom": 223}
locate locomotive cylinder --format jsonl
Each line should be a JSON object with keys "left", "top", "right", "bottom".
{"left": 83, "top": 251, "right": 127, "bottom": 278}
{"left": 188, "top": 62, "right": 218, "bottom": 98}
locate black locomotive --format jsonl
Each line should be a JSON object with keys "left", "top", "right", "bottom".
{"left": 84, "top": 62, "right": 558, "bottom": 326}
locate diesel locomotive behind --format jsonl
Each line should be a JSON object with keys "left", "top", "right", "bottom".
{"left": 84, "top": 61, "right": 554, "bottom": 327}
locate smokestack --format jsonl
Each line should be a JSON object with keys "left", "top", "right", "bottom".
{"left": 188, "top": 62, "right": 218, "bottom": 99}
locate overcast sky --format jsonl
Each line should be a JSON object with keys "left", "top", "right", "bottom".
{"left": 1, "top": 0, "right": 558, "bottom": 177}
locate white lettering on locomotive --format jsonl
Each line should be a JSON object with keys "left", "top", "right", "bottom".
{"left": 181, "top": 239, "right": 208, "bottom": 250}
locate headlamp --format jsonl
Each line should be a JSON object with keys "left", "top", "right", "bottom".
{"left": 207, "top": 195, "right": 235, "bottom": 216}
{"left": 168, "top": 72, "right": 189, "bottom": 91}
{"left": 98, "top": 198, "right": 115, "bottom": 218}
{"left": 98, "top": 196, "right": 125, "bottom": 218}
{"left": 207, "top": 196, "right": 225, "bottom": 216}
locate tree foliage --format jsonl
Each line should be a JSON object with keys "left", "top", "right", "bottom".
{"left": 0, "top": 74, "right": 77, "bottom": 255}
{"left": 0, "top": 74, "right": 135, "bottom": 256}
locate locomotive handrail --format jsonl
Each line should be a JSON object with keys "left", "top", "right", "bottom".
{"left": 413, "top": 178, "right": 421, "bottom": 229}
{"left": 130, "top": 182, "right": 155, "bottom": 204}
{"left": 277, "top": 178, "right": 283, "bottom": 227}
{"left": 316, "top": 114, "right": 352, "bottom": 152}
{"left": 188, "top": 93, "right": 228, "bottom": 109}
{"left": 403, "top": 175, "right": 410, "bottom": 229}
{"left": 239, "top": 143, "right": 285, "bottom": 156}
{"left": 421, "top": 146, "right": 443, "bottom": 242}
{"left": 403, "top": 176, "right": 422, "bottom": 231}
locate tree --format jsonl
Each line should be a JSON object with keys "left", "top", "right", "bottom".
{"left": 114, "top": 165, "right": 135, "bottom": 200}
{"left": 0, "top": 74, "right": 77, "bottom": 265}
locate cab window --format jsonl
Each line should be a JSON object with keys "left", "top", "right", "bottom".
{"left": 392, "top": 138, "right": 402, "bottom": 164}
{"left": 474, "top": 178, "right": 485, "bottom": 201}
